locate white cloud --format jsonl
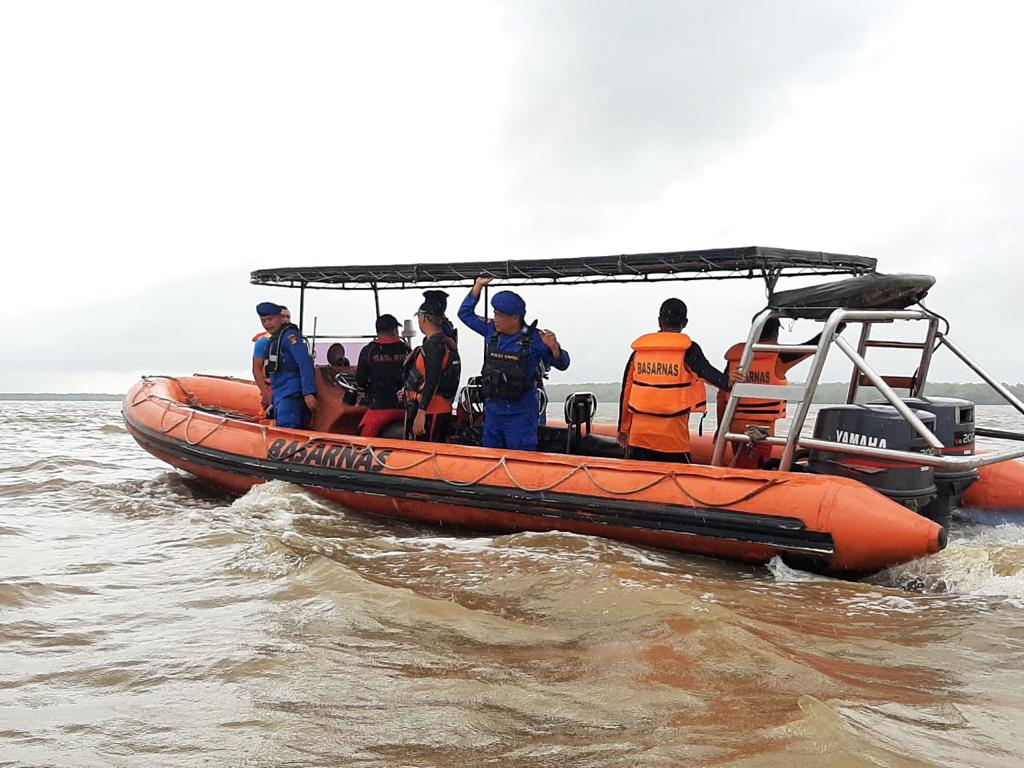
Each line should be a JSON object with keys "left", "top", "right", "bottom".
{"left": 2, "top": 1, "right": 1023, "bottom": 392}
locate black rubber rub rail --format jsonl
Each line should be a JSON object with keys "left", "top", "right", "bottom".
{"left": 125, "top": 415, "right": 836, "bottom": 557}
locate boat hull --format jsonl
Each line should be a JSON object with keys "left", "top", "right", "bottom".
{"left": 962, "top": 459, "right": 1024, "bottom": 511}
{"left": 123, "top": 375, "right": 947, "bottom": 575}
{"left": 684, "top": 433, "right": 1024, "bottom": 516}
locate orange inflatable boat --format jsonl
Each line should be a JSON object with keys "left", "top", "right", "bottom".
{"left": 123, "top": 373, "right": 944, "bottom": 575}
{"left": 124, "top": 248, "right": 1024, "bottom": 576}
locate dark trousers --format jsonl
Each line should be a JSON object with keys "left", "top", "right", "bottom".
{"left": 405, "top": 405, "right": 453, "bottom": 443}
{"left": 482, "top": 403, "right": 540, "bottom": 451}
{"left": 627, "top": 446, "right": 692, "bottom": 464}
{"left": 273, "top": 393, "right": 307, "bottom": 429}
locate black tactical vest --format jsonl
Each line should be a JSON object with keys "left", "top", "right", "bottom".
{"left": 362, "top": 339, "right": 409, "bottom": 409}
{"left": 479, "top": 323, "right": 537, "bottom": 402}
{"left": 265, "top": 324, "right": 302, "bottom": 374}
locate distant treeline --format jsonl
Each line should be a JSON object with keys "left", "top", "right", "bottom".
{"left": 545, "top": 381, "right": 1024, "bottom": 407}
{"left": 5, "top": 381, "right": 1024, "bottom": 406}
{"left": 0, "top": 393, "right": 123, "bottom": 401}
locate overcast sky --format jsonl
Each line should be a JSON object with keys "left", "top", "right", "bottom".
{"left": 3, "top": 0, "right": 1023, "bottom": 393}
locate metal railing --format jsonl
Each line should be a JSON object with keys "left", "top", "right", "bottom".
{"left": 710, "top": 307, "right": 1024, "bottom": 472}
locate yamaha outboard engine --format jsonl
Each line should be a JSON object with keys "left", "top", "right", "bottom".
{"left": 809, "top": 405, "right": 939, "bottom": 517}
{"left": 870, "top": 397, "right": 978, "bottom": 522}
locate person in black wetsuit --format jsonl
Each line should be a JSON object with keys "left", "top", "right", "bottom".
{"left": 423, "top": 290, "right": 458, "bottom": 352}
{"left": 404, "top": 298, "right": 461, "bottom": 442}
{"left": 355, "top": 314, "right": 410, "bottom": 437}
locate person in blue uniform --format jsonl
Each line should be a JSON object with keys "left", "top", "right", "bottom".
{"left": 458, "top": 276, "right": 570, "bottom": 450}
{"left": 256, "top": 302, "right": 318, "bottom": 429}
{"left": 253, "top": 306, "right": 289, "bottom": 413}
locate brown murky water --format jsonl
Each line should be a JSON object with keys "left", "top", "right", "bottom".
{"left": 2, "top": 401, "right": 1023, "bottom": 767}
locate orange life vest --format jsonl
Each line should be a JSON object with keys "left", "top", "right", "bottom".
{"left": 405, "top": 341, "right": 459, "bottom": 415}
{"left": 626, "top": 333, "right": 706, "bottom": 417}
{"left": 718, "top": 343, "right": 786, "bottom": 420}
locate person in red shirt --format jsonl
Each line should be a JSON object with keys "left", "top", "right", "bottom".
{"left": 355, "top": 314, "right": 410, "bottom": 437}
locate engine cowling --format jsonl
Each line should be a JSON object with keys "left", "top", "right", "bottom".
{"left": 809, "top": 405, "right": 939, "bottom": 517}
{"left": 869, "top": 397, "right": 978, "bottom": 522}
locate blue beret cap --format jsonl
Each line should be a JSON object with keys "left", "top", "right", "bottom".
{"left": 491, "top": 290, "right": 526, "bottom": 316}
{"left": 256, "top": 302, "right": 285, "bottom": 317}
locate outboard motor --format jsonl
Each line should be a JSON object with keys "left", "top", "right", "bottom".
{"left": 809, "top": 405, "right": 939, "bottom": 517}
{"left": 870, "top": 397, "right": 978, "bottom": 521}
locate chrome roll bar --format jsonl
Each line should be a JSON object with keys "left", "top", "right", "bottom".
{"left": 711, "top": 307, "right": 1024, "bottom": 472}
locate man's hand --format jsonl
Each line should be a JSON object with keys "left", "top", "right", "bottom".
{"left": 472, "top": 275, "right": 493, "bottom": 298}
{"left": 413, "top": 410, "right": 427, "bottom": 436}
{"left": 260, "top": 391, "right": 271, "bottom": 408}
{"left": 540, "top": 329, "right": 560, "bottom": 355}
{"left": 617, "top": 431, "right": 629, "bottom": 449}
{"left": 728, "top": 368, "right": 746, "bottom": 387}
{"left": 304, "top": 394, "right": 319, "bottom": 412}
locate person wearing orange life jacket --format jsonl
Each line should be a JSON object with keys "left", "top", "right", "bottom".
{"left": 716, "top": 317, "right": 843, "bottom": 467}
{"left": 252, "top": 306, "right": 290, "bottom": 414}
{"left": 404, "top": 297, "right": 462, "bottom": 443}
{"left": 618, "top": 298, "right": 744, "bottom": 463}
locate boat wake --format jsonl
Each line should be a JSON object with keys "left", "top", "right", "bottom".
{"left": 872, "top": 523, "right": 1024, "bottom": 603}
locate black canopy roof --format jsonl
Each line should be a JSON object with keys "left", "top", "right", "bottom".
{"left": 250, "top": 246, "right": 876, "bottom": 291}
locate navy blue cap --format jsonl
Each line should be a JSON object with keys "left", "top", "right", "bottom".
{"left": 375, "top": 313, "right": 400, "bottom": 332}
{"left": 256, "top": 302, "right": 285, "bottom": 317}
{"left": 491, "top": 290, "right": 526, "bottom": 316}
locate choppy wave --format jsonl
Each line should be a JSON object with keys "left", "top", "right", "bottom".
{"left": 874, "top": 524, "right": 1024, "bottom": 603}
{"left": 2, "top": 401, "right": 1024, "bottom": 766}
{"left": 0, "top": 456, "right": 123, "bottom": 474}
